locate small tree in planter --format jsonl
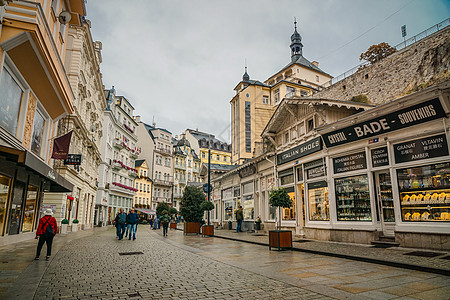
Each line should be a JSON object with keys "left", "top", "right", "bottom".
{"left": 156, "top": 202, "right": 170, "bottom": 217}
{"left": 201, "top": 200, "right": 215, "bottom": 236}
{"left": 72, "top": 219, "right": 79, "bottom": 232}
{"left": 180, "top": 186, "right": 204, "bottom": 234}
{"left": 268, "top": 187, "right": 293, "bottom": 250}
{"left": 168, "top": 207, "right": 178, "bottom": 229}
{"left": 61, "top": 218, "right": 69, "bottom": 234}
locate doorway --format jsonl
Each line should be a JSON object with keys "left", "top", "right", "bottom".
{"left": 375, "top": 171, "right": 395, "bottom": 236}
{"left": 8, "top": 180, "right": 26, "bottom": 235}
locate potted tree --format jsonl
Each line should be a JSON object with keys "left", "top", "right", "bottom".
{"left": 61, "top": 218, "right": 69, "bottom": 234}
{"left": 268, "top": 188, "right": 293, "bottom": 251}
{"left": 72, "top": 219, "right": 79, "bottom": 232}
{"left": 201, "top": 200, "right": 214, "bottom": 236}
{"left": 180, "top": 186, "right": 204, "bottom": 234}
{"left": 169, "top": 207, "right": 178, "bottom": 229}
{"left": 255, "top": 216, "right": 262, "bottom": 231}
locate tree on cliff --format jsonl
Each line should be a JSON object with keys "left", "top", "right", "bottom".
{"left": 360, "top": 42, "right": 396, "bottom": 65}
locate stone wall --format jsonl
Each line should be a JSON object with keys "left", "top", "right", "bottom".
{"left": 313, "top": 26, "right": 450, "bottom": 104}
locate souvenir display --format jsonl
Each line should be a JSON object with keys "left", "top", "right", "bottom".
{"left": 335, "top": 175, "right": 371, "bottom": 221}
{"left": 378, "top": 173, "right": 394, "bottom": 222}
{"left": 398, "top": 162, "right": 450, "bottom": 222}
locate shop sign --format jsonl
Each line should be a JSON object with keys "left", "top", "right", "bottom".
{"left": 277, "top": 137, "right": 322, "bottom": 165}
{"left": 322, "top": 98, "right": 446, "bottom": 148}
{"left": 64, "top": 154, "right": 82, "bottom": 165}
{"left": 266, "top": 176, "right": 275, "bottom": 189}
{"left": 238, "top": 165, "right": 256, "bottom": 178}
{"left": 222, "top": 188, "right": 233, "bottom": 199}
{"left": 308, "top": 181, "right": 327, "bottom": 189}
{"left": 41, "top": 204, "right": 56, "bottom": 217}
{"left": 333, "top": 152, "right": 367, "bottom": 174}
{"left": 371, "top": 147, "right": 389, "bottom": 167}
{"left": 393, "top": 133, "right": 449, "bottom": 163}
{"left": 306, "top": 165, "right": 326, "bottom": 179}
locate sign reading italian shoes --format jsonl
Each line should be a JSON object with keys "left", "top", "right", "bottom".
{"left": 51, "top": 131, "right": 73, "bottom": 159}
{"left": 277, "top": 137, "right": 322, "bottom": 165}
{"left": 322, "top": 98, "right": 446, "bottom": 148}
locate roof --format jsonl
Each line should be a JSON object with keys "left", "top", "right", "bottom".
{"left": 274, "top": 55, "right": 332, "bottom": 80}
{"left": 135, "top": 160, "right": 145, "bottom": 167}
{"left": 142, "top": 122, "right": 156, "bottom": 140}
{"left": 187, "top": 129, "right": 231, "bottom": 151}
{"left": 200, "top": 163, "right": 237, "bottom": 176}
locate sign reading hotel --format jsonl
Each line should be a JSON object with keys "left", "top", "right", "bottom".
{"left": 323, "top": 98, "right": 446, "bottom": 148}
{"left": 277, "top": 137, "right": 322, "bottom": 165}
{"left": 333, "top": 151, "right": 367, "bottom": 174}
{"left": 394, "top": 134, "right": 449, "bottom": 163}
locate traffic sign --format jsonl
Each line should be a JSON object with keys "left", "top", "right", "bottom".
{"left": 202, "top": 183, "right": 212, "bottom": 193}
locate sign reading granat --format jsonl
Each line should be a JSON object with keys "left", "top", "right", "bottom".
{"left": 323, "top": 98, "right": 446, "bottom": 148}
{"left": 394, "top": 134, "right": 449, "bottom": 163}
{"left": 277, "top": 137, "right": 322, "bottom": 165}
{"left": 333, "top": 152, "right": 367, "bottom": 174}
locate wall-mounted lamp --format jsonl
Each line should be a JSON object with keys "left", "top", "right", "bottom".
{"left": 58, "top": 11, "right": 71, "bottom": 25}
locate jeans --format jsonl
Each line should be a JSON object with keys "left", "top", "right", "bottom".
{"left": 117, "top": 224, "right": 126, "bottom": 239}
{"left": 127, "top": 224, "right": 137, "bottom": 239}
{"left": 162, "top": 223, "right": 169, "bottom": 236}
{"left": 36, "top": 235, "right": 54, "bottom": 257}
{"left": 236, "top": 219, "right": 243, "bottom": 232}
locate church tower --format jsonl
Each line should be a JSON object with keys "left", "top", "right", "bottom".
{"left": 290, "top": 19, "right": 303, "bottom": 62}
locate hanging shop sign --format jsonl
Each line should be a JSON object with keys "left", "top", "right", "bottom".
{"left": 333, "top": 151, "right": 367, "bottom": 174}
{"left": 308, "top": 181, "right": 327, "bottom": 189}
{"left": 393, "top": 133, "right": 449, "bottom": 163}
{"left": 371, "top": 147, "right": 389, "bottom": 167}
{"left": 64, "top": 154, "right": 82, "bottom": 165}
{"left": 322, "top": 98, "right": 446, "bottom": 148}
{"left": 277, "top": 137, "right": 322, "bottom": 165}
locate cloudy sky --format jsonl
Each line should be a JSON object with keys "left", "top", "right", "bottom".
{"left": 86, "top": 0, "right": 449, "bottom": 143}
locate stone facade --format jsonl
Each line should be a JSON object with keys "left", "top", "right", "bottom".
{"left": 22, "top": 92, "right": 37, "bottom": 149}
{"left": 314, "top": 26, "right": 450, "bottom": 105}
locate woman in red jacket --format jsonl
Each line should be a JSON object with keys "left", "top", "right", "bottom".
{"left": 35, "top": 208, "right": 58, "bottom": 261}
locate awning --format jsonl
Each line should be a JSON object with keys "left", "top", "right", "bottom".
{"left": 134, "top": 208, "right": 156, "bottom": 215}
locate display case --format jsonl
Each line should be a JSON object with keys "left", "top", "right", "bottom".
{"left": 379, "top": 173, "right": 395, "bottom": 222}
{"left": 335, "top": 175, "right": 372, "bottom": 221}
{"left": 398, "top": 162, "right": 450, "bottom": 222}
{"left": 308, "top": 181, "right": 329, "bottom": 221}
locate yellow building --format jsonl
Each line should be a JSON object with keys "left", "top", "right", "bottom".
{"left": 231, "top": 22, "right": 332, "bottom": 165}
{"left": 133, "top": 160, "right": 152, "bottom": 208}
{"left": 185, "top": 129, "right": 232, "bottom": 166}
{"left": 0, "top": 0, "right": 84, "bottom": 243}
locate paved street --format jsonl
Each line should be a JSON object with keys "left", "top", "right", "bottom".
{"left": 2, "top": 226, "right": 450, "bottom": 299}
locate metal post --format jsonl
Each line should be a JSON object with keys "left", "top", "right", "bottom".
{"left": 207, "top": 135, "right": 211, "bottom": 225}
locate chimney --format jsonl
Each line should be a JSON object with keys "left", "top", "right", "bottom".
{"left": 312, "top": 61, "right": 319, "bottom": 67}
{"left": 134, "top": 115, "right": 141, "bottom": 123}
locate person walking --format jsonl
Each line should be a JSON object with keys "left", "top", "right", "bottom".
{"left": 126, "top": 208, "right": 138, "bottom": 240}
{"left": 114, "top": 208, "right": 127, "bottom": 240}
{"left": 160, "top": 210, "right": 170, "bottom": 237}
{"left": 35, "top": 209, "right": 57, "bottom": 261}
{"left": 235, "top": 206, "right": 243, "bottom": 232}
{"left": 152, "top": 215, "right": 159, "bottom": 230}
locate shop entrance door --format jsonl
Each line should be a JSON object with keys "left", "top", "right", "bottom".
{"left": 296, "top": 184, "right": 305, "bottom": 235}
{"left": 375, "top": 172, "right": 395, "bottom": 236}
{"left": 8, "top": 180, "right": 26, "bottom": 235}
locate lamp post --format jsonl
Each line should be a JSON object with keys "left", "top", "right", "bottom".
{"left": 207, "top": 134, "right": 212, "bottom": 225}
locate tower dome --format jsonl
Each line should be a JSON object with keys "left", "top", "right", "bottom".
{"left": 290, "top": 19, "right": 303, "bottom": 62}
{"left": 242, "top": 66, "right": 250, "bottom": 82}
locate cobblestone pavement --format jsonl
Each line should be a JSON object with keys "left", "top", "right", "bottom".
{"left": 30, "top": 226, "right": 450, "bottom": 300}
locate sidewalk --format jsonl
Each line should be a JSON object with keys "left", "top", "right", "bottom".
{"left": 211, "top": 228, "right": 450, "bottom": 276}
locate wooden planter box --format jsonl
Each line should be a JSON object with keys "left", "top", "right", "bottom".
{"left": 184, "top": 222, "right": 200, "bottom": 235}
{"left": 201, "top": 225, "right": 214, "bottom": 237}
{"left": 269, "top": 230, "right": 292, "bottom": 251}
{"left": 170, "top": 222, "right": 177, "bottom": 229}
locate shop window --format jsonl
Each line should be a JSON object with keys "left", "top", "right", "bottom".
{"left": 0, "top": 175, "right": 12, "bottom": 235}
{"left": 22, "top": 185, "right": 39, "bottom": 233}
{"left": 398, "top": 162, "right": 450, "bottom": 222}
{"left": 282, "top": 187, "right": 296, "bottom": 220}
{"left": 242, "top": 182, "right": 253, "bottom": 195}
{"left": 243, "top": 195, "right": 254, "bottom": 220}
{"left": 0, "top": 67, "right": 24, "bottom": 136}
{"left": 308, "top": 181, "right": 329, "bottom": 221}
{"left": 31, "top": 106, "right": 48, "bottom": 157}
{"left": 335, "top": 175, "right": 371, "bottom": 221}
{"left": 224, "top": 200, "right": 233, "bottom": 221}
{"left": 280, "top": 173, "right": 294, "bottom": 185}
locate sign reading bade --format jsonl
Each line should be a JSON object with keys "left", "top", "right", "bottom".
{"left": 333, "top": 152, "right": 367, "bottom": 174}
{"left": 394, "top": 134, "right": 449, "bottom": 163}
{"left": 371, "top": 147, "right": 389, "bottom": 167}
{"left": 277, "top": 137, "right": 322, "bottom": 165}
{"left": 323, "top": 98, "right": 446, "bottom": 148}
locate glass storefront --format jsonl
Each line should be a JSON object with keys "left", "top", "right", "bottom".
{"left": 242, "top": 182, "right": 254, "bottom": 220}
{"left": 0, "top": 175, "right": 12, "bottom": 235}
{"left": 335, "top": 175, "right": 371, "bottom": 221}
{"left": 22, "top": 185, "right": 39, "bottom": 232}
{"left": 308, "top": 181, "right": 329, "bottom": 221}
{"left": 398, "top": 162, "right": 450, "bottom": 222}
{"left": 282, "top": 187, "right": 295, "bottom": 220}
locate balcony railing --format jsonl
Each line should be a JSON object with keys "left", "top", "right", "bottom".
{"left": 113, "top": 139, "right": 125, "bottom": 149}
{"left": 154, "top": 147, "right": 172, "bottom": 156}
{"left": 153, "top": 179, "right": 173, "bottom": 186}
{"left": 174, "top": 163, "right": 186, "bottom": 170}
{"left": 152, "top": 197, "right": 171, "bottom": 203}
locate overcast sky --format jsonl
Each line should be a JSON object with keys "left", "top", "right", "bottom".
{"left": 86, "top": 0, "right": 449, "bottom": 143}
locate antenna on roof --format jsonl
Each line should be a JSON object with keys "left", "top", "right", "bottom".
{"left": 294, "top": 17, "right": 297, "bottom": 30}
{"left": 152, "top": 116, "right": 156, "bottom": 127}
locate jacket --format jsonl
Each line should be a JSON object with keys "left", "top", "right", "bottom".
{"left": 115, "top": 212, "right": 127, "bottom": 225}
{"left": 126, "top": 212, "right": 138, "bottom": 224}
{"left": 36, "top": 215, "right": 57, "bottom": 237}
{"left": 235, "top": 209, "right": 243, "bottom": 220}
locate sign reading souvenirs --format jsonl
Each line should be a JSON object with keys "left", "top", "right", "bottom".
{"left": 238, "top": 165, "right": 256, "bottom": 178}
{"left": 277, "top": 137, "right": 322, "bottom": 165}
{"left": 64, "top": 154, "right": 82, "bottom": 165}
{"left": 333, "top": 152, "right": 367, "bottom": 174}
{"left": 322, "top": 98, "right": 446, "bottom": 148}
{"left": 393, "top": 134, "right": 449, "bottom": 163}
{"left": 307, "top": 165, "right": 326, "bottom": 179}
{"left": 371, "top": 147, "right": 389, "bottom": 167}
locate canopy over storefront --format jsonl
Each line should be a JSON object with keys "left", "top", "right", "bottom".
{"left": 134, "top": 208, "right": 156, "bottom": 215}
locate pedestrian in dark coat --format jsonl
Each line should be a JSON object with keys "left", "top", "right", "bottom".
{"left": 35, "top": 209, "right": 57, "bottom": 261}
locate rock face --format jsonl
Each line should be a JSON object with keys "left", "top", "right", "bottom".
{"left": 313, "top": 26, "right": 450, "bottom": 104}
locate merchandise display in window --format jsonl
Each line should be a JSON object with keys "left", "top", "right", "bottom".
{"left": 308, "top": 181, "right": 329, "bottom": 221}
{"left": 378, "top": 173, "right": 395, "bottom": 222}
{"left": 335, "top": 175, "right": 371, "bottom": 221}
{"left": 282, "top": 189, "right": 295, "bottom": 220}
{"left": 398, "top": 162, "right": 450, "bottom": 222}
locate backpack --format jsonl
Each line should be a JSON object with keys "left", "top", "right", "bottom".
{"left": 161, "top": 215, "right": 170, "bottom": 224}
{"left": 43, "top": 217, "right": 54, "bottom": 237}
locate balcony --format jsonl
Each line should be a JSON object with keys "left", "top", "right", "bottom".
{"left": 113, "top": 139, "right": 125, "bottom": 150}
{"left": 154, "top": 147, "right": 172, "bottom": 156}
{"left": 110, "top": 182, "right": 137, "bottom": 196}
{"left": 130, "top": 150, "right": 139, "bottom": 159}
{"left": 112, "top": 161, "right": 122, "bottom": 171}
{"left": 177, "top": 178, "right": 187, "bottom": 185}
{"left": 152, "top": 197, "right": 171, "bottom": 203}
{"left": 173, "top": 191, "right": 184, "bottom": 199}
{"left": 153, "top": 179, "right": 173, "bottom": 187}
{"left": 174, "top": 163, "right": 186, "bottom": 170}
{"left": 129, "top": 170, "right": 138, "bottom": 178}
